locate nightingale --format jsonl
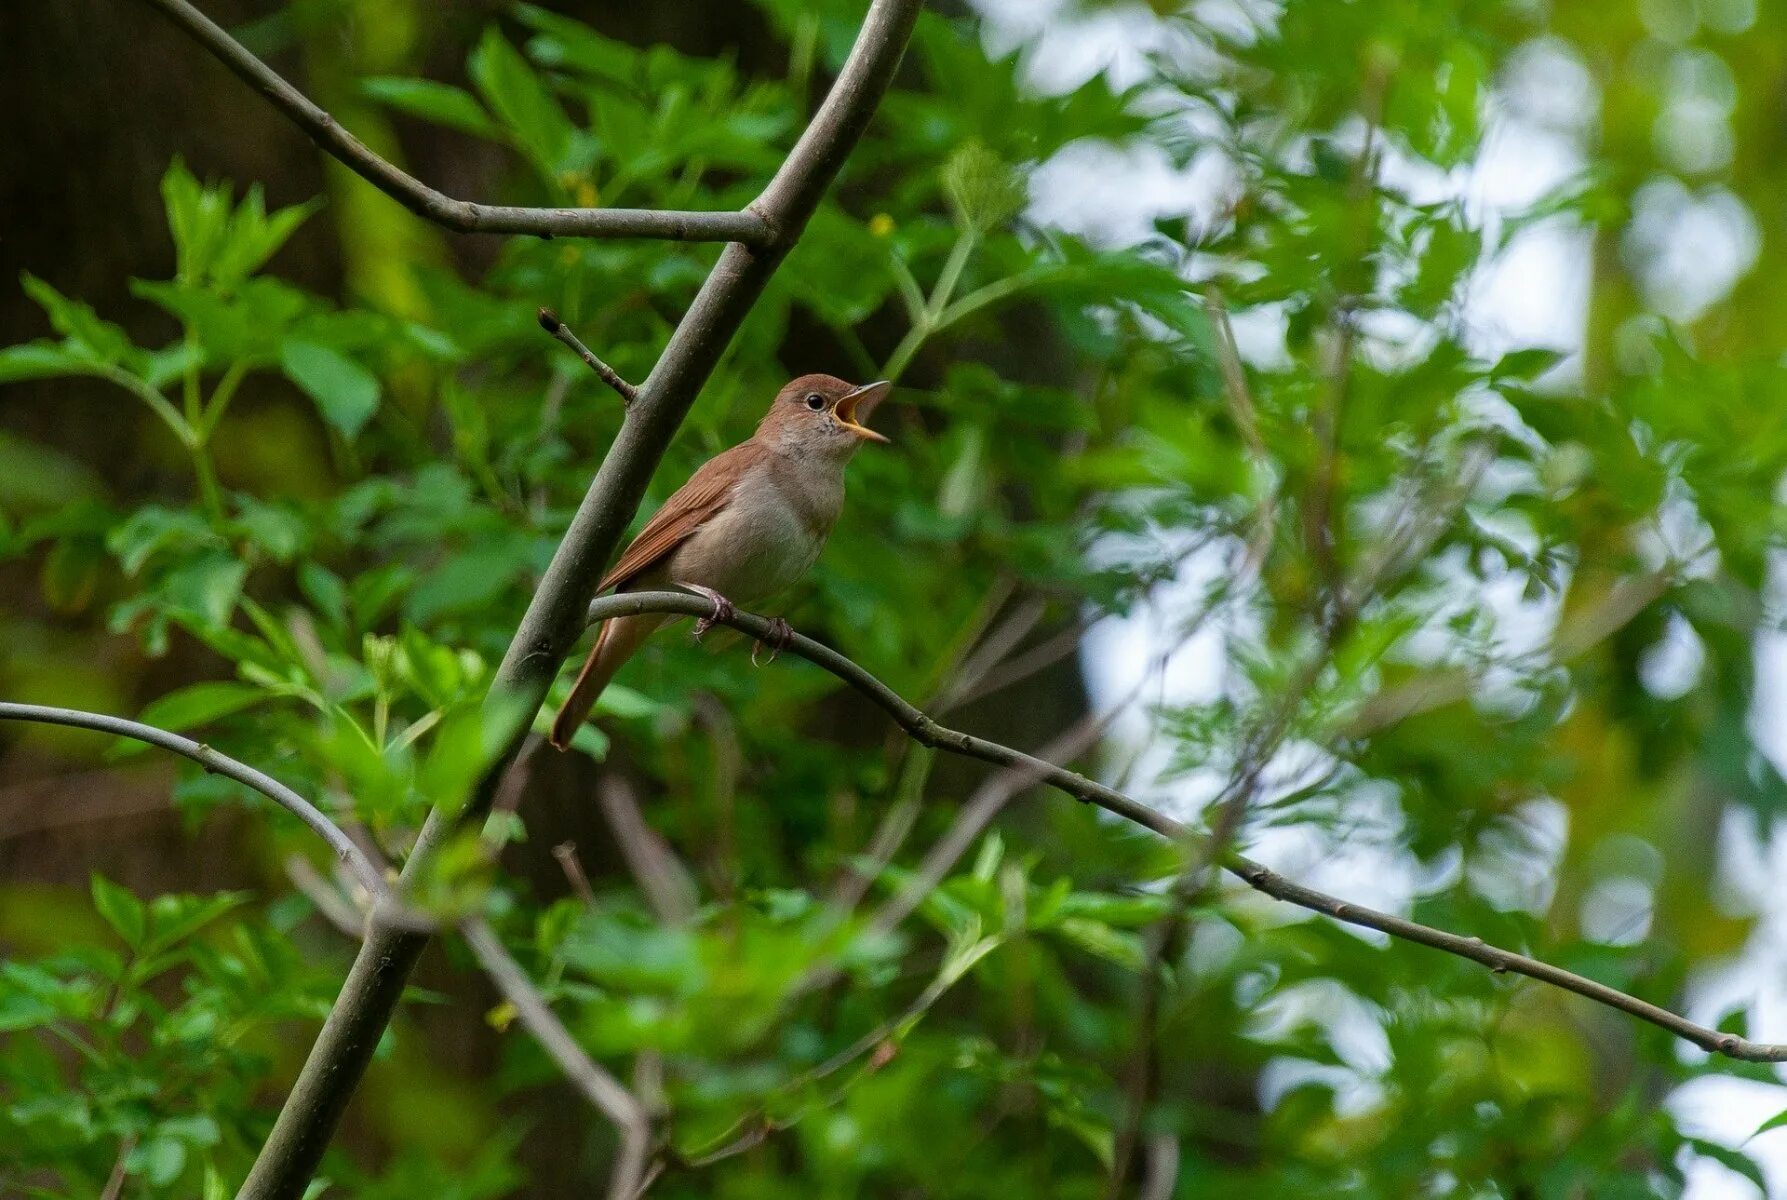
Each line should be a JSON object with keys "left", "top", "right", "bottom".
{"left": 549, "top": 374, "right": 890, "bottom": 750}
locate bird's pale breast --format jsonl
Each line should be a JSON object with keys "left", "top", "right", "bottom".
{"left": 665, "top": 454, "right": 843, "bottom": 604}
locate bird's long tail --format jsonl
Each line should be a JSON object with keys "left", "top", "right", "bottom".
{"left": 549, "top": 613, "right": 665, "bottom": 750}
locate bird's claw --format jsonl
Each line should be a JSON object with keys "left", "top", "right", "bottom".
{"left": 685, "top": 586, "right": 737, "bottom": 640}
{"left": 752, "top": 617, "right": 794, "bottom": 666}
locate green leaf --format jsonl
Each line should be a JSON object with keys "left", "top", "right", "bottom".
{"left": 943, "top": 140, "right": 1025, "bottom": 234}
{"left": 144, "top": 892, "right": 248, "bottom": 952}
{"left": 363, "top": 76, "right": 501, "bottom": 138}
{"left": 1491, "top": 347, "right": 1566, "bottom": 383}
{"left": 107, "top": 506, "right": 221, "bottom": 576}
{"left": 1051, "top": 917, "right": 1146, "bottom": 970}
{"left": 138, "top": 682, "right": 268, "bottom": 733}
{"left": 233, "top": 497, "right": 309, "bottom": 563}
{"left": 127, "top": 1136, "right": 188, "bottom": 1188}
{"left": 160, "top": 159, "right": 318, "bottom": 286}
{"left": 40, "top": 538, "right": 104, "bottom": 614}
{"left": 133, "top": 278, "right": 311, "bottom": 363}
{"left": 0, "top": 340, "right": 98, "bottom": 382}
{"left": 91, "top": 874, "right": 147, "bottom": 949}
{"left": 1687, "top": 1137, "right": 1767, "bottom": 1192}
{"left": 219, "top": 189, "right": 319, "bottom": 285}
{"left": 21, "top": 273, "right": 133, "bottom": 364}
{"left": 298, "top": 562, "right": 350, "bottom": 628}
{"left": 1752, "top": 1107, "right": 1787, "bottom": 1140}
{"left": 280, "top": 340, "right": 381, "bottom": 438}
{"left": 162, "top": 552, "right": 250, "bottom": 627}
{"left": 468, "top": 27, "right": 580, "bottom": 177}
{"left": 162, "top": 158, "right": 230, "bottom": 283}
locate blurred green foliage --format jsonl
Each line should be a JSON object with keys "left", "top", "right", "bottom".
{"left": 5, "top": 0, "right": 1787, "bottom": 1195}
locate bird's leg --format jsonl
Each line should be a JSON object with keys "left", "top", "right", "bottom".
{"left": 681, "top": 584, "right": 737, "bottom": 640}
{"left": 752, "top": 617, "right": 795, "bottom": 666}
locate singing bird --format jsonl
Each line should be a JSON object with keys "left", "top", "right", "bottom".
{"left": 549, "top": 374, "right": 890, "bottom": 750}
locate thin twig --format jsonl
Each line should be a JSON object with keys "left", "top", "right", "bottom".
{"left": 946, "top": 617, "right": 1088, "bottom": 711}
{"left": 132, "top": 0, "right": 771, "bottom": 245}
{"left": 690, "top": 694, "right": 742, "bottom": 905}
{"left": 285, "top": 855, "right": 369, "bottom": 939}
{"left": 552, "top": 842, "right": 600, "bottom": 909}
{"left": 99, "top": 1135, "right": 137, "bottom": 1200}
{"left": 860, "top": 708, "right": 1115, "bottom": 947}
{"left": 0, "top": 702, "right": 389, "bottom": 901}
{"left": 459, "top": 919, "right": 650, "bottom": 1200}
{"left": 1140, "top": 1135, "right": 1181, "bottom": 1200}
{"left": 1203, "top": 287, "right": 1276, "bottom": 577}
{"left": 539, "top": 309, "right": 639, "bottom": 405}
{"left": 490, "top": 733, "right": 549, "bottom": 821}
{"left": 597, "top": 776, "right": 698, "bottom": 926}
{"left": 1342, "top": 567, "right": 1671, "bottom": 737}
{"left": 567, "top": 590, "right": 1787, "bottom": 1064}
{"left": 818, "top": 746, "right": 929, "bottom": 923}
{"left": 928, "top": 593, "right": 1044, "bottom": 712}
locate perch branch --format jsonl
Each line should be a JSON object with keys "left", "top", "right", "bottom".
{"left": 572, "top": 591, "right": 1787, "bottom": 1064}
{"left": 132, "top": 0, "right": 771, "bottom": 244}
{"left": 0, "top": 702, "right": 389, "bottom": 902}
{"left": 539, "top": 308, "right": 638, "bottom": 405}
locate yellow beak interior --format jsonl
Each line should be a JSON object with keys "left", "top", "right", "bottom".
{"left": 835, "top": 381, "right": 892, "bottom": 443}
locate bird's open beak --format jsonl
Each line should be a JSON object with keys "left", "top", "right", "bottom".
{"left": 835, "top": 381, "right": 892, "bottom": 444}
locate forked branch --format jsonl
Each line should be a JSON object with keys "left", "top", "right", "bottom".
{"left": 132, "top": 0, "right": 772, "bottom": 244}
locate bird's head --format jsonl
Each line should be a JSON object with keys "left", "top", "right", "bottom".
{"left": 757, "top": 374, "right": 891, "bottom": 457}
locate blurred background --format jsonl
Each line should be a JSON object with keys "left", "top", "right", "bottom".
{"left": 6, "top": 0, "right": 1787, "bottom": 1196}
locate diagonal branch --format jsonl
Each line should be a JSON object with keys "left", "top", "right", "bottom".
{"left": 460, "top": 919, "right": 651, "bottom": 1200}
{"left": 572, "top": 591, "right": 1787, "bottom": 1065}
{"left": 132, "top": 0, "right": 772, "bottom": 244}
{"left": 0, "top": 701, "right": 389, "bottom": 902}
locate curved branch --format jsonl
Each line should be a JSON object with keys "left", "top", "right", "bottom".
{"left": 0, "top": 701, "right": 389, "bottom": 902}
{"left": 131, "top": 0, "right": 772, "bottom": 245}
{"left": 579, "top": 592, "right": 1787, "bottom": 1065}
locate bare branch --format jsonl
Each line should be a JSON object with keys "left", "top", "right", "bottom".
{"left": 859, "top": 708, "right": 1115, "bottom": 946}
{"left": 1203, "top": 287, "right": 1276, "bottom": 576}
{"left": 285, "top": 855, "right": 371, "bottom": 939}
{"left": 597, "top": 776, "right": 698, "bottom": 926}
{"left": 132, "top": 0, "right": 770, "bottom": 245}
{"left": 539, "top": 309, "right": 639, "bottom": 405}
{"left": 99, "top": 1135, "right": 137, "bottom": 1200}
{"left": 0, "top": 702, "right": 389, "bottom": 902}
{"left": 1140, "top": 1136, "right": 1181, "bottom": 1200}
{"left": 568, "top": 590, "right": 1787, "bottom": 1065}
{"left": 552, "top": 842, "right": 600, "bottom": 910}
{"left": 459, "top": 919, "right": 651, "bottom": 1200}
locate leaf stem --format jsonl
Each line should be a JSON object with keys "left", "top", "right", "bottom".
{"left": 98, "top": 366, "right": 195, "bottom": 448}
{"left": 199, "top": 360, "right": 249, "bottom": 441}
{"left": 191, "top": 443, "right": 226, "bottom": 523}
{"left": 928, "top": 229, "right": 979, "bottom": 319}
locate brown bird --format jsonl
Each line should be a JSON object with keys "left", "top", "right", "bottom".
{"left": 549, "top": 374, "right": 890, "bottom": 750}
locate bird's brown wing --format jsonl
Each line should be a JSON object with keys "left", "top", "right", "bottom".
{"left": 598, "top": 440, "right": 764, "bottom": 592}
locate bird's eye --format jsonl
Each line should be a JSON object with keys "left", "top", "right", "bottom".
{"left": 804, "top": 392, "right": 826, "bottom": 411}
